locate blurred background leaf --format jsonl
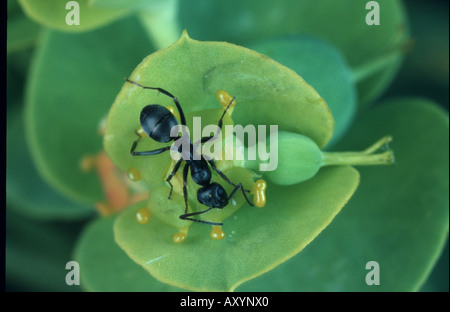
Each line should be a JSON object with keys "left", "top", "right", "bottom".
{"left": 74, "top": 214, "right": 185, "bottom": 291}
{"left": 420, "top": 241, "right": 449, "bottom": 292}
{"left": 178, "top": 0, "right": 409, "bottom": 105}
{"left": 7, "top": 0, "right": 41, "bottom": 54}
{"left": 7, "top": 104, "right": 95, "bottom": 220}
{"left": 6, "top": 208, "right": 88, "bottom": 291}
{"left": 383, "top": 0, "right": 449, "bottom": 109}
{"left": 89, "top": 0, "right": 169, "bottom": 9}
{"left": 18, "top": 0, "right": 131, "bottom": 32}
{"left": 25, "top": 16, "right": 155, "bottom": 204}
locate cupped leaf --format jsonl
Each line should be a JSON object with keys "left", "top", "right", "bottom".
{"left": 249, "top": 35, "right": 356, "bottom": 146}
{"left": 147, "top": 166, "right": 255, "bottom": 229}
{"left": 179, "top": 0, "right": 409, "bottom": 104}
{"left": 115, "top": 166, "right": 359, "bottom": 291}
{"left": 104, "top": 32, "right": 334, "bottom": 184}
{"left": 74, "top": 213, "right": 184, "bottom": 291}
{"left": 25, "top": 16, "right": 155, "bottom": 203}
{"left": 237, "top": 98, "right": 449, "bottom": 291}
{"left": 18, "top": 0, "right": 131, "bottom": 32}
{"left": 198, "top": 167, "right": 256, "bottom": 224}
{"left": 7, "top": 105, "right": 94, "bottom": 220}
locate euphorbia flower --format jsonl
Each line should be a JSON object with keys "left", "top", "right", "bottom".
{"left": 104, "top": 32, "right": 394, "bottom": 291}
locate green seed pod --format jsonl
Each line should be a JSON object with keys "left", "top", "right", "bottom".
{"left": 247, "top": 131, "right": 394, "bottom": 186}
{"left": 265, "top": 131, "right": 323, "bottom": 185}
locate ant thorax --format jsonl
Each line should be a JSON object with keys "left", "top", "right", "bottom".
{"left": 169, "top": 128, "right": 246, "bottom": 173}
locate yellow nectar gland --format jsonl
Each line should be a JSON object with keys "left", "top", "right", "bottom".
{"left": 80, "top": 155, "right": 97, "bottom": 172}
{"left": 136, "top": 126, "right": 147, "bottom": 138}
{"left": 254, "top": 179, "right": 267, "bottom": 208}
{"left": 166, "top": 105, "right": 180, "bottom": 121}
{"left": 216, "top": 90, "right": 236, "bottom": 115}
{"left": 166, "top": 105, "right": 175, "bottom": 115}
{"left": 210, "top": 225, "right": 225, "bottom": 240}
{"left": 136, "top": 207, "right": 151, "bottom": 224}
{"left": 172, "top": 227, "right": 189, "bottom": 243}
{"left": 127, "top": 167, "right": 142, "bottom": 181}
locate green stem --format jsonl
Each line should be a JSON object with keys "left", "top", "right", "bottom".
{"left": 322, "top": 136, "right": 395, "bottom": 166}
{"left": 138, "top": 0, "right": 181, "bottom": 50}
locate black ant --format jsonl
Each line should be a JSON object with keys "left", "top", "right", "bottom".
{"left": 126, "top": 78, "right": 253, "bottom": 226}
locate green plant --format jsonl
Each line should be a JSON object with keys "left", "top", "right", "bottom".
{"left": 7, "top": 0, "right": 448, "bottom": 292}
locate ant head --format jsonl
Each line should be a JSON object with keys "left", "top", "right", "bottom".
{"left": 197, "top": 182, "right": 228, "bottom": 209}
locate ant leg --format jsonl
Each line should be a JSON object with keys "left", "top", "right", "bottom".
{"left": 179, "top": 207, "right": 223, "bottom": 226}
{"left": 181, "top": 163, "right": 190, "bottom": 215}
{"left": 178, "top": 163, "right": 223, "bottom": 225}
{"left": 125, "top": 78, "right": 186, "bottom": 126}
{"left": 227, "top": 183, "right": 254, "bottom": 207}
{"left": 130, "top": 126, "right": 172, "bottom": 156}
{"left": 200, "top": 96, "right": 236, "bottom": 144}
{"left": 165, "top": 159, "right": 183, "bottom": 199}
{"left": 203, "top": 156, "right": 251, "bottom": 194}
{"left": 204, "top": 156, "right": 236, "bottom": 187}
{"left": 215, "top": 95, "right": 236, "bottom": 131}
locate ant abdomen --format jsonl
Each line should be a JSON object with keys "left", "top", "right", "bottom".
{"left": 140, "top": 104, "right": 178, "bottom": 143}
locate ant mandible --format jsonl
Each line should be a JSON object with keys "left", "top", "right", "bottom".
{"left": 126, "top": 78, "right": 253, "bottom": 226}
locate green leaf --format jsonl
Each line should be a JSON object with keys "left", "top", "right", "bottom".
{"left": 105, "top": 32, "right": 359, "bottom": 291}
{"left": 25, "top": 16, "right": 155, "bottom": 204}
{"left": 179, "top": 0, "right": 409, "bottom": 104}
{"left": 89, "top": 0, "right": 170, "bottom": 10}
{"left": 104, "top": 32, "right": 334, "bottom": 185}
{"left": 74, "top": 214, "right": 185, "bottom": 291}
{"left": 237, "top": 98, "right": 449, "bottom": 291}
{"left": 248, "top": 35, "right": 356, "bottom": 146}
{"left": 114, "top": 166, "right": 359, "bottom": 291}
{"left": 7, "top": 0, "right": 41, "bottom": 54}
{"left": 420, "top": 240, "right": 449, "bottom": 292}
{"left": 18, "top": 0, "right": 131, "bottom": 32}
{"left": 89, "top": 0, "right": 181, "bottom": 50}
{"left": 6, "top": 208, "right": 85, "bottom": 291}
{"left": 387, "top": 1, "right": 449, "bottom": 106}
{"left": 7, "top": 105, "right": 94, "bottom": 220}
